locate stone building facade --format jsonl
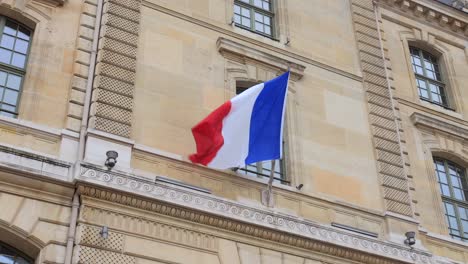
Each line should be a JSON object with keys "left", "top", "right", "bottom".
{"left": 0, "top": 0, "right": 467, "bottom": 263}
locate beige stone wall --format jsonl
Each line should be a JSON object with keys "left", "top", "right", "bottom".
{"left": 132, "top": 0, "right": 383, "bottom": 214}
{"left": 379, "top": 1, "right": 468, "bottom": 262}
{"left": 0, "top": 170, "right": 73, "bottom": 263}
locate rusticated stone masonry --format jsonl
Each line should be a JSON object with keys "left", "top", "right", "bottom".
{"left": 89, "top": 0, "right": 142, "bottom": 137}
{"left": 350, "top": 0, "right": 413, "bottom": 216}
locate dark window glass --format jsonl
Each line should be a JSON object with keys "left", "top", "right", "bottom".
{"left": 435, "top": 158, "right": 468, "bottom": 241}
{"left": 410, "top": 46, "right": 449, "bottom": 108}
{"left": 0, "top": 17, "right": 31, "bottom": 118}
{"left": 234, "top": 0, "right": 274, "bottom": 37}
{"left": 234, "top": 82, "right": 288, "bottom": 184}
{"left": 0, "top": 242, "right": 33, "bottom": 264}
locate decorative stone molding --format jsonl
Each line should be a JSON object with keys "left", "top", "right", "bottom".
{"left": 411, "top": 112, "right": 468, "bottom": 140}
{"left": 78, "top": 246, "right": 136, "bottom": 264}
{"left": 217, "top": 37, "right": 305, "bottom": 81}
{"left": 0, "top": 144, "right": 72, "bottom": 181}
{"left": 66, "top": 0, "right": 100, "bottom": 132}
{"left": 378, "top": 0, "right": 468, "bottom": 37}
{"left": 79, "top": 206, "right": 219, "bottom": 252}
{"left": 351, "top": 0, "right": 413, "bottom": 216}
{"left": 77, "top": 164, "right": 435, "bottom": 264}
{"left": 89, "top": 0, "right": 142, "bottom": 138}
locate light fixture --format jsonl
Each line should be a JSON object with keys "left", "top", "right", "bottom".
{"left": 404, "top": 231, "right": 416, "bottom": 246}
{"left": 296, "top": 184, "right": 304, "bottom": 190}
{"left": 105, "top": 150, "right": 118, "bottom": 170}
{"left": 100, "top": 226, "right": 108, "bottom": 239}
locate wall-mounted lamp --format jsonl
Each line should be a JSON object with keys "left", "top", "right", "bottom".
{"left": 404, "top": 231, "right": 416, "bottom": 246}
{"left": 105, "top": 150, "right": 118, "bottom": 170}
{"left": 296, "top": 184, "right": 304, "bottom": 190}
{"left": 100, "top": 226, "right": 109, "bottom": 239}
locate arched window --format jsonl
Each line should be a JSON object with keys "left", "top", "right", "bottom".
{"left": 234, "top": 80, "right": 288, "bottom": 185}
{"left": 0, "top": 17, "right": 32, "bottom": 118}
{"left": 409, "top": 46, "right": 449, "bottom": 108}
{"left": 0, "top": 242, "right": 33, "bottom": 264}
{"left": 434, "top": 158, "right": 468, "bottom": 241}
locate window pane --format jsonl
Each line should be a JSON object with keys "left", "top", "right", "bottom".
{"left": 449, "top": 216, "right": 459, "bottom": 229}
{"left": 459, "top": 207, "right": 468, "bottom": 220}
{"left": 263, "top": 1, "right": 270, "bottom": 10}
{"left": 445, "top": 202, "right": 455, "bottom": 215}
{"left": 255, "top": 22, "right": 263, "bottom": 31}
{"left": 17, "top": 26, "right": 30, "bottom": 41}
{"left": 234, "top": 14, "right": 241, "bottom": 23}
{"left": 264, "top": 16, "right": 271, "bottom": 25}
{"left": 0, "top": 48, "right": 12, "bottom": 64}
{"left": 441, "top": 184, "right": 450, "bottom": 196}
{"left": 454, "top": 188, "right": 464, "bottom": 200}
{"left": 11, "top": 53, "right": 25, "bottom": 68}
{"left": 234, "top": 5, "right": 240, "bottom": 14}
{"left": 14, "top": 39, "right": 28, "bottom": 54}
{"left": 0, "top": 71, "right": 7, "bottom": 86}
{"left": 3, "top": 90, "right": 18, "bottom": 105}
{"left": 419, "top": 88, "right": 428, "bottom": 99}
{"left": 3, "top": 21, "right": 17, "bottom": 36}
{"left": 241, "top": 17, "right": 250, "bottom": 27}
{"left": 255, "top": 12, "right": 263, "bottom": 22}
{"left": 265, "top": 26, "right": 271, "bottom": 35}
{"left": 438, "top": 171, "right": 448, "bottom": 184}
{"left": 6, "top": 74, "right": 21, "bottom": 90}
{"left": 254, "top": 0, "right": 262, "bottom": 8}
{"left": 0, "top": 35, "right": 14, "bottom": 50}
{"left": 241, "top": 7, "right": 250, "bottom": 16}
{"left": 0, "top": 254, "right": 15, "bottom": 264}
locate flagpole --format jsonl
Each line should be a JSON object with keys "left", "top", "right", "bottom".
{"left": 262, "top": 159, "right": 276, "bottom": 207}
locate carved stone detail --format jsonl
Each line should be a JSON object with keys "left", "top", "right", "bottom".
{"left": 89, "top": 0, "right": 142, "bottom": 137}
{"left": 351, "top": 0, "right": 413, "bottom": 216}
{"left": 77, "top": 164, "right": 435, "bottom": 264}
{"left": 411, "top": 112, "right": 468, "bottom": 141}
{"left": 80, "top": 206, "right": 219, "bottom": 252}
{"left": 78, "top": 246, "right": 136, "bottom": 264}
{"left": 379, "top": 0, "right": 468, "bottom": 37}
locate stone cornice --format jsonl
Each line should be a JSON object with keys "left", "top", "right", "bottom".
{"left": 379, "top": 0, "right": 468, "bottom": 38}
{"left": 77, "top": 163, "right": 435, "bottom": 264}
{"left": 411, "top": 112, "right": 468, "bottom": 140}
{"left": 217, "top": 37, "right": 306, "bottom": 81}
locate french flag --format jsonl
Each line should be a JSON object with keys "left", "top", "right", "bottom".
{"left": 189, "top": 71, "right": 290, "bottom": 169}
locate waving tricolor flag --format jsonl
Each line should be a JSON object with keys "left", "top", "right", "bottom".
{"left": 189, "top": 71, "right": 290, "bottom": 169}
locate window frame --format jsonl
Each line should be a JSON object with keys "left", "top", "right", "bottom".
{"left": 409, "top": 46, "right": 452, "bottom": 110}
{"left": 234, "top": 83, "right": 289, "bottom": 185}
{"left": 233, "top": 0, "right": 276, "bottom": 39}
{"left": 434, "top": 157, "right": 468, "bottom": 241}
{"left": 0, "top": 16, "right": 32, "bottom": 118}
{"left": 0, "top": 241, "right": 34, "bottom": 264}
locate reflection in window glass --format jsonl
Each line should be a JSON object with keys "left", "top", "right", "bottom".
{"left": 0, "top": 18, "right": 31, "bottom": 117}
{"left": 0, "top": 242, "right": 33, "bottom": 264}
{"left": 233, "top": 0, "right": 273, "bottom": 37}
{"left": 409, "top": 46, "right": 448, "bottom": 107}
{"left": 435, "top": 158, "right": 468, "bottom": 241}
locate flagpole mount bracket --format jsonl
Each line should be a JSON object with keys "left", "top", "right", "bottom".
{"left": 261, "top": 189, "right": 274, "bottom": 207}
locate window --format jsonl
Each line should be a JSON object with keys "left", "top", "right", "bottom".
{"left": 0, "top": 17, "right": 32, "bottom": 118}
{"left": 434, "top": 158, "right": 468, "bottom": 241}
{"left": 0, "top": 242, "right": 33, "bottom": 264}
{"left": 234, "top": 0, "right": 274, "bottom": 37}
{"left": 235, "top": 83, "right": 288, "bottom": 184}
{"left": 409, "top": 46, "right": 449, "bottom": 108}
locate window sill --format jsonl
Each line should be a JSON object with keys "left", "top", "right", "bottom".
{"left": 226, "top": 169, "right": 296, "bottom": 192}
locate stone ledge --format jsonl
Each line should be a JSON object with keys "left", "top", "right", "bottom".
{"left": 0, "top": 144, "right": 72, "bottom": 182}
{"left": 217, "top": 37, "right": 306, "bottom": 81}
{"left": 379, "top": 0, "right": 468, "bottom": 37}
{"left": 77, "top": 163, "right": 435, "bottom": 264}
{"left": 411, "top": 112, "right": 468, "bottom": 140}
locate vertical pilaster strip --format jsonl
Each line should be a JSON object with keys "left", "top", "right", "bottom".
{"left": 89, "top": 0, "right": 142, "bottom": 137}
{"left": 350, "top": 0, "right": 413, "bottom": 216}
{"left": 66, "top": 0, "right": 99, "bottom": 132}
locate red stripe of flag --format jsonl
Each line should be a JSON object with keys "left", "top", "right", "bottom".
{"left": 189, "top": 101, "right": 232, "bottom": 166}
